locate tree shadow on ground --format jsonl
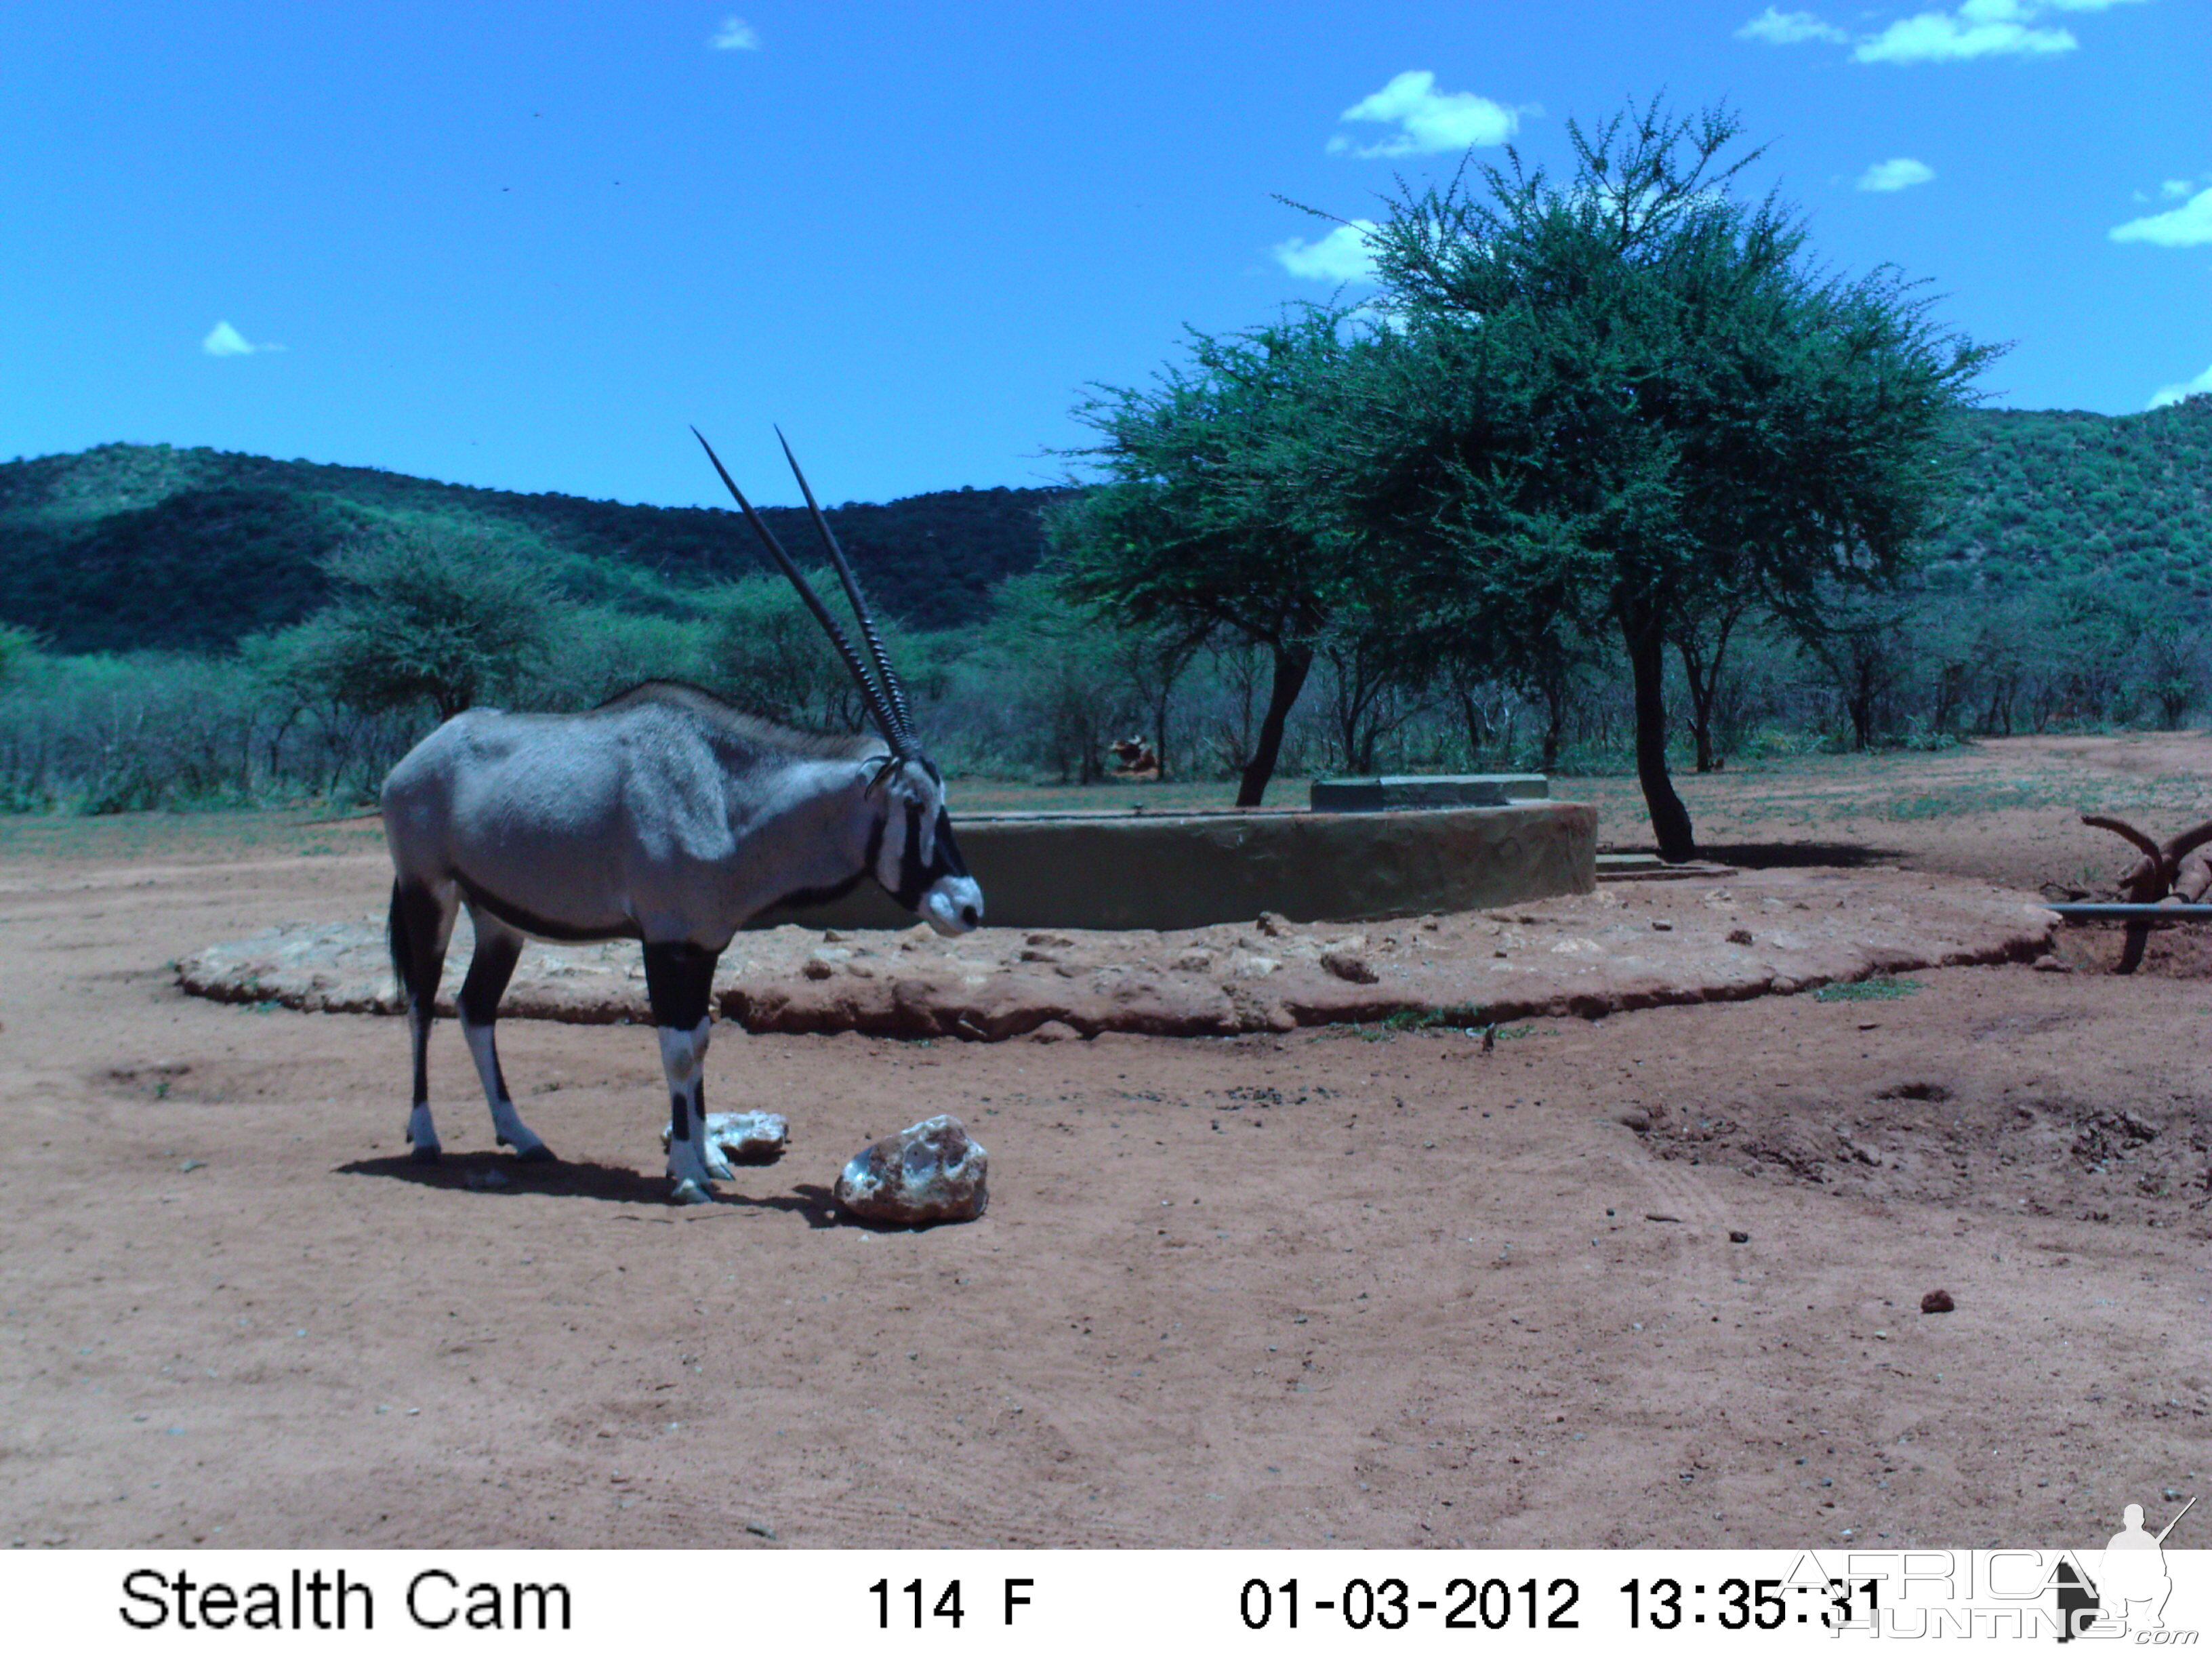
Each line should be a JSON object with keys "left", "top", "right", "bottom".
{"left": 335, "top": 1149, "right": 841, "bottom": 1225}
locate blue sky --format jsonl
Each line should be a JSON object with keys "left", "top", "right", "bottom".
{"left": 3, "top": 1, "right": 2204, "bottom": 509}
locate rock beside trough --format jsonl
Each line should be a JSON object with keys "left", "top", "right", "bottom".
{"left": 834, "top": 1115, "right": 988, "bottom": 1225}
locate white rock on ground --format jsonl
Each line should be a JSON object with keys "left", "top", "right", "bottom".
{"left": 834, "top": 1114, "right": 988, "bottom": 1225}
{"left": 659, "top": 1111, "right": 788, "bottom": 1164}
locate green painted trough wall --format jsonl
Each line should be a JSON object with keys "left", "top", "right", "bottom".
{"left": 750, "top": 800, "right": 1597, "bottom": 933}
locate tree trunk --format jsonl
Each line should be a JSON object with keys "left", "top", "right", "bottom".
{"left": 1539, "top": 663, "right": 1569, "bottom": 773}
{"left": 1235, "top": 644, "right": 1313, "bottom": 807}
{"left": 1454, "top": 684, "right": 1489, "bottom": 764}
{"left": 1848, "top": 680, "right": 1875, "bottom": 751}
{"left": 1622, "top": 602, "right": 1697, "bottom": 861}
{"left": 1679, "top": 638, "right": 1719, "bottom": 774}
{"left": 1676, "top": 623, "right": 1732, "bottom": 773}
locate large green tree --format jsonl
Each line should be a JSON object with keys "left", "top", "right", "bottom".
{"left": 279, "top": 525, "right": 563, "bottom": 723}
{"left": 1345, "top": 100, "right": 1999, "bottom": 857}
{"left": 1044, "top": 307, "right": 1389, "bottom": 805}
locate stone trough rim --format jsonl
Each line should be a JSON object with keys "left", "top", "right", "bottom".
{"left": 173, "top": 868, "right": 2061, "bottom": 1043}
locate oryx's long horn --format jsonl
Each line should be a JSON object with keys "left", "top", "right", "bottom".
{"left": 692, "top": 427, "right": 909, "bottom": 756}
{"left": 775, "top": 426, "right": 914, "bottom": 749}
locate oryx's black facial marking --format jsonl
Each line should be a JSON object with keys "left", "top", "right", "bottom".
{"left": 889, "top": 802, "right": 974, "bottom": 911}
{"left": 933, "top": 811, "right": 969, "bottom": 878}
{"left": 894, "top": 802, "right": 927, "bottom": 910}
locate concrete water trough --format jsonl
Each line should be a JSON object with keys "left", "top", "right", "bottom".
{"left": 754, "top": 778, "right": 1597, "bottom": 933}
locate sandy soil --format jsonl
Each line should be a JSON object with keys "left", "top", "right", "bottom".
{"left": 1, "top": 733, "right": 2207, "bottom": 1551}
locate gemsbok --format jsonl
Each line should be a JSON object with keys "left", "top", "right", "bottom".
{"left": 380, "top": 430, "right": 983, "bottom": 1202}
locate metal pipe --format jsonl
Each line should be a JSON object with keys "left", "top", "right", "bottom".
{"left": 2044, "top": 903, "right": 2212, "bottom": 921}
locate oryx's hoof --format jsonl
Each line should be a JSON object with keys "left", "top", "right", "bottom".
{"left": 703, "top": 1153, "right": 734, "bottom": 1181}
{"left": 668, "top": 1178, "right": 715, "bottom": 1206}
{"left": 409, "top": 1143, "right": 443, "bottom": 1166}
{"left": 514, "top": 1142, "right": 556, "bottom": 1164}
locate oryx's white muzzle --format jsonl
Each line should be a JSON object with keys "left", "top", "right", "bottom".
{"left": 920, "top": 874, "right": 984, "bottom": 937}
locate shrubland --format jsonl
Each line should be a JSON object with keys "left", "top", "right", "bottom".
{"left": 2, "top": 101, "right": 2205, "bottom": 823}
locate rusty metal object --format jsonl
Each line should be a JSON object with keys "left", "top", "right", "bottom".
{"left": 2078, "top": 813, "right": 2212, "bottom": 971}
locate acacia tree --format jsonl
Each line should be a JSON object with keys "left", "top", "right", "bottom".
{"left": 1346, "top": 99, "right": 1999, "bottom": 857}
{"left": 283, "top": 525, "right": 564, "bottom": 723}
{"left": 704, "top": 567, "right": 877, "bottom": 731}
{"left": 1045, "top": 307, "right": 1385, "bottom": 805}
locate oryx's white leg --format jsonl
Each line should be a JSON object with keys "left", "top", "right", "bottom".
{"left": 643, "top": 939, "right": 722, "bottom": 1205}
{"left": 658, "top": 1018, "right": 716, "bottom": 1199}
{"left": 390, "top": 879, "right": 459, "bottom": 1163}
{"left": 457, "top": 907, "right": 552, "bottom": 1163}
{"left": 689, "top": 1020, "right": 731, "bottom": 1180}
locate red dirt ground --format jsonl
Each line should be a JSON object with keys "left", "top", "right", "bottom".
{"left": 1, "top": 734, "right": 2207, "bottom": 1551}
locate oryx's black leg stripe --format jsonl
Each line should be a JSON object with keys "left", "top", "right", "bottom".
{"left": 458, "top": 928, "right": 522, "bottom": 1033}
{"left": 642, "top": 941, "right": 719, "bottom": 1031}
{"left": 644, "top": 940, "right": 717, "bottom": 1149}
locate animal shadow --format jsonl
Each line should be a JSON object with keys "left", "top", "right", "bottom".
{"left": 337, "top": 1151, "right": 841, "bottom": 1223}
{"left": 1696, "top": 841, "right": 1905, "bottom": 870}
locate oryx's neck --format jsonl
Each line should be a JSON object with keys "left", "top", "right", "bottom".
{"left": 712, "top": 756, "right": 884, "bottom": 924}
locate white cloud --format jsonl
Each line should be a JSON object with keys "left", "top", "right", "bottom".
{"left": 1738, "top": 0, "right": 2149, "bottom": 64}
{"left": 1328, "top": 72, "right": 1519, "bottom": 159}
{"left": 2110, "top": 186, "right": 2212, "bottom": 247}
{"left": 1857, "top": 157, "right": 1936, "bottom": 191}
{"left": 201, "top": 321, "right": 283, "bottom": 356}
{"left": 1271, "top": 220, "right": 1381, "bottom": 283}
{"left": 1736, "top": 7, "right": 1849, "bottom": 44}
{"left": 1853, "top": 9, "right": 2076, "bottom": 62}
{"left": 2148, "top": 363, "right": 2212, "bottom": 410}
{"left": 2160, "top": 178, "right": 2196, "bottom": 199}
{"left": 708, "top": 16, "right": 759, "bottom": 50}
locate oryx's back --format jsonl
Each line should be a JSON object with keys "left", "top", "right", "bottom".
{"left": 381, "top": 683, "right": 877, "bottom": 942}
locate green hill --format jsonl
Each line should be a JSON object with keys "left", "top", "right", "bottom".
{"left": 0, "top": 442, "right": 1072, "bottom": 653}
{"left": 1920, "top": 397, "right": 2212, "bottom": 597}
{"left": 3, "top": 396, "right": 2207, "bottom": 655}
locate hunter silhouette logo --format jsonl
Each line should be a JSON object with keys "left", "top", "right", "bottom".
{"left": 2060, "top": 1493, "right": 2196, "bottom": 1641}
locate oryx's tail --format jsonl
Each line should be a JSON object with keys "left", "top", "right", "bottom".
{"left": 388, "top": 881, "right": 421, "bottom": 1014}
